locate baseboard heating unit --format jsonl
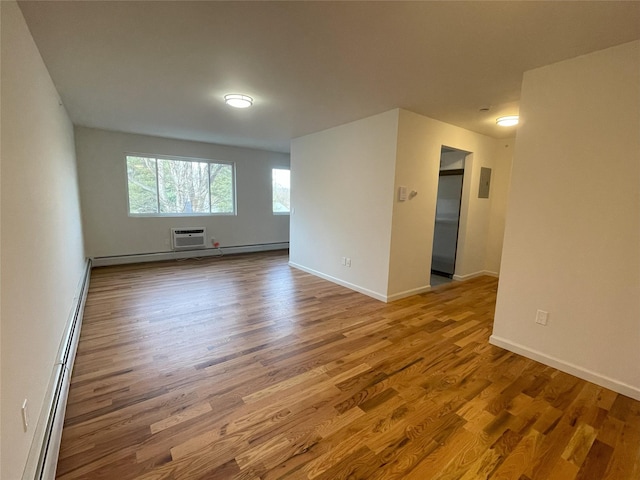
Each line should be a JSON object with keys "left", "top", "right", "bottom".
{"left": 172, "top": 227, "right": 206, "bottom": 250}
{"left": 91, "top": 242, "right": 290, "bottom": 267}
{"left": 22, "top": 259, "right": 91, "bottom": 480}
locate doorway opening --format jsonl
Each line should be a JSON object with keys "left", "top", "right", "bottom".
{"left": 431, "top": 146, "right": 468, "bottom": 285}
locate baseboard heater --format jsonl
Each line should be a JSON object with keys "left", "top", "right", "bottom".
{"left": 22, "top": 260, "right": 92, "bottom": 480}
{"left": 91, "top": 242, "right": 290, "bottom": 267}
{"left": 172, "top": 227, "right": 206, "bottom": 250}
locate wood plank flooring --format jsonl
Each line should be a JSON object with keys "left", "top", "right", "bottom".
{"left": 57, "top": 250, "right": 640, "bottom": 479}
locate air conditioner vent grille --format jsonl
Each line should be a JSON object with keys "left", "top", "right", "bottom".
{"left": 171, "top": 227, "right": 206, "bottom": 250}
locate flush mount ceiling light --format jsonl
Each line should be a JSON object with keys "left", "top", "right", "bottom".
{"left": 224, "top": 94, "right": 253, "bottom": 108}
{"left": 496, "top": 115, "right": 519, "bottom": 127}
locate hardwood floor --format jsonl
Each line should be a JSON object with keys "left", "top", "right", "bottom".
{"left": 57, "top": 251, "right": 640, "bottom": 479}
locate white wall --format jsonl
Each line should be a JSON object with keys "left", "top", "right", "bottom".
{"left": 290, "top": 108, "right": 513, "bottom": 301}
{"left": 483, "top": 140, "right": 514, "bottom": 274}
{"left": 492, "top": 41, "right": 640, "bottom": 400}
{"left": 387, "top": 110, "right": 513, "bottom": 298}
{"left": 0, "top": 3, "right": 3, "bottom": 471}
{"left": 289, "top": 110, "right": 399, "bottom": 300}
{"left": 1, "top": 2, "right": 86, "bottom": 478}
{"left": 75, "top": 127, "right": 290, "bottom": 258}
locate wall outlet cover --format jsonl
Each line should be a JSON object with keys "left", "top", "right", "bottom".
{"left": 535, "top": 309, "right": 549, "bottom": 326}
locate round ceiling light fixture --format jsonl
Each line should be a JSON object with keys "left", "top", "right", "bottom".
{"left": 496, "top": 115, "right": 519, "bottom": 127}
{"left": 224, "top": 94, "right": 253, "bottom": 108}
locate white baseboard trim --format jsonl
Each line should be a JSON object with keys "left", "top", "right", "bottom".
{"left": 386, "top": 285, "right": 432, "bottom": 302}
{"left": 288, "top": 262, "right": 388, "bottom": 302}
{"left": 490, "top": 335, "right": 640, "bottom": 401}
{"left": 22, "top": 259, "right": 92, "bottom": 480}
{"left": 453, "top": 270, "right": 499, "bottom": 281}
{"left": 92, "top": 242, "right": 289, "bottom": 267}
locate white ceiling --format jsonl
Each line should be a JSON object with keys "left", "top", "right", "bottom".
{"left": 18, "top": 1, "right": 640, "bottom": 153}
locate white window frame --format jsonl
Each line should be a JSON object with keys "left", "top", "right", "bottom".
{"left": 271, "top": 167, "right": 291, "bottom": 215}
{"left": 126, "top": 153, "right": 237, "bottom": 217}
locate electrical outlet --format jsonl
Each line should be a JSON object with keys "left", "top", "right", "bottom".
{"left": 346, "top": 257, "right": 352, "bottom": 267}
{"left": 535, "top": 309, "right": 548, "bottom": 326}
{"left": 22, "top": 399, "right": 29, "bottom": 431}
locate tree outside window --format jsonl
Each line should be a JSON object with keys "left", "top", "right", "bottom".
{"left": 272, "top": 168, "right": 290, "bottom": 214}
{"left": 126, "top": 155, "right": 235, "bottom": 215}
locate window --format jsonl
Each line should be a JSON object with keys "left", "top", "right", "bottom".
{"left": 126, "top": 155, "right": 235, "bottom": 215}
{"left": 272, "top": 168, "right": 290, "bottom": 214}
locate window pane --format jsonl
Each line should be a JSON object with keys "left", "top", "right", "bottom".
{"left": 127, "top": 156, "right": 158, "bottom": 214}
{"left": 210, "top": 163, "right": 234, "bottom": 213}
{"left": 272, "top": 168, "right": 290, "bottom": 213}
{"left": 157, "top": 159, "right": 210, "bottom": 214}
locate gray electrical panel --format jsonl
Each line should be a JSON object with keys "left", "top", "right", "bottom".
{"left": 478, "top": 167, "right": 491, "bottom": 198}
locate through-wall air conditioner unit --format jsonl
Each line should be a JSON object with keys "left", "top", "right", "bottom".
{"left": 171, "top": 227, "right": 206, "bottom": 250}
